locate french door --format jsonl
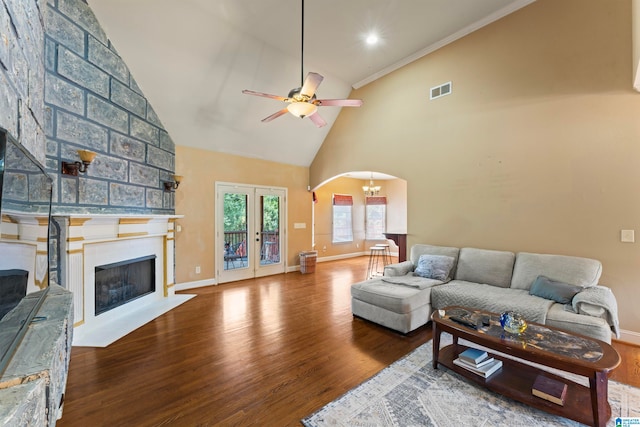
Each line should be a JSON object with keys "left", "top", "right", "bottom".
{"left": 216, "top": 183, "right": 286, "bottom": 283}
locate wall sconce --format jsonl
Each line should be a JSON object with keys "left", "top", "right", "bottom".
{"left": 61, "top": 150, "right": 97, "bottom": 176}
{"left": 163, "top": 175, "right": 182, "bottom": 192}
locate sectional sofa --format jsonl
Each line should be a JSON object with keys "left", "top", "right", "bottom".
{"left": 350, "top": 244, "right": 619, "bottom": 342}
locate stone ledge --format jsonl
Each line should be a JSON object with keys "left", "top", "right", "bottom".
{"left": 0, "top": 285, "right": 73, "bottom": 426}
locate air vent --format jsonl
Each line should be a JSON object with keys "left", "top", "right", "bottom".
{"left": 430, "top": 81, "right": 452, "bottom": 100}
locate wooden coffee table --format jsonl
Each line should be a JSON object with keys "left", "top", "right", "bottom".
{"left": 432, "top": 306, "right": 621, "bottom": 427}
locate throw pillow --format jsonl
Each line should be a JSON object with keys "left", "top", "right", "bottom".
{"left": 413, "top": 254, "right": 455, "bottom": 281}
{"left": 529, "top": 275, "right": 583, "bottom": 304}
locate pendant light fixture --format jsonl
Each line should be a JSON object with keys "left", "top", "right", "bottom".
{"left": 363, "top": 172, "right": 381, "bottom": 197}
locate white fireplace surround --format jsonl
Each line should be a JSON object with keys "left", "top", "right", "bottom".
{"left": 56, "top": 214, "right": 194, "bottom": 347}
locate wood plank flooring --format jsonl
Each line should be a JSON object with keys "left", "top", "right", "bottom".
{"left": 58, "top": 257, "right": 640, "bottom": 427}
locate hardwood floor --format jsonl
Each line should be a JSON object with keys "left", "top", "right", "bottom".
{"left": 58, "top": 257, "right": 640, "bottom": 427}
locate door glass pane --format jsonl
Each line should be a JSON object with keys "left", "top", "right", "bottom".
{"left": 260, "top": 194, "right": 280, "bottom": 266}
{"left": 223, "top": 192, "right": 248, "bottom": 270}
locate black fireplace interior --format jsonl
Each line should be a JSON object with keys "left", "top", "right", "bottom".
{"left": 95, "top": 255, "right": 156, "bottom": 316}
{"left": 0, "top": 269, "right": 29, "bottom": 320}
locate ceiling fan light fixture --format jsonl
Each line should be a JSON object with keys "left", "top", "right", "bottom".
{"left": 241, "top": 0, "right": 361, "bottom": 126}
{"left": 287, "top": 101, "right": 317, "bottom": 118}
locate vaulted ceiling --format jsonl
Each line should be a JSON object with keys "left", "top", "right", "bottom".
{"left": 86, "top": 0, "right": 535, "bottom": 167}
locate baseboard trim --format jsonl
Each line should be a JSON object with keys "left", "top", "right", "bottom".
{"left": 317, "top": 250, "right": 399, "bottom": 262}
{"left": 175, "top": 278, "right": 217, "bottom": 291}
{"left": 618, "top": 329, "right": 640, "bottom": 346}
{"left": 285, "top": 252, "right": 364, "bottom": 273}
{"left": 285, "top": 250, "right": 400, "bottom": 273}
{"left": 318, "top": 252, "right": 367, "bottom": 262}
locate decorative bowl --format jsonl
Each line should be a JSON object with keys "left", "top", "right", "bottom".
{"left": 500, "top": 311, "right": 528, "bottom": 334}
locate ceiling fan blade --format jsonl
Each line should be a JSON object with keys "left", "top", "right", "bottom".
{"left": 300, "top": 72, "right": 324, "bottom": 98}
{"left": 308, "top": 112, "right": 327, "bottom": 128}
{"left": 242, "top": 90, "right": 288, "bottom": 102}
{"left": 261, "top": 108, "right": 289, "bottom": 123}
{"left": 315, "top": 99, "right": 363, "bottom": 107}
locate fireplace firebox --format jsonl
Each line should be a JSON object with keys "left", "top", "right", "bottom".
{"left": 0, "top": 269, "right": 29, "bottom": 320}
{"left": 95, "top": 255, "right": 156, "bottom": 316}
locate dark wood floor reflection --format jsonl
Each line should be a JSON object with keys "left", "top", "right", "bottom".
{"left": 58, "top": 257, "right": 429, "bottom": 426}
{"left": 58, "top": 256, "right": 640, "bottom": 426}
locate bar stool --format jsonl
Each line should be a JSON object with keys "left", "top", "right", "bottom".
{"left": 374, "top": 243, "right": 392, "bottom": 266}
{"left": 366, "top": 246, "right": 386, "bottom": 279}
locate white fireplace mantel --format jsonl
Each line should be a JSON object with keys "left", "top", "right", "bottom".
{"left": 54, "top": 214, "right": 194, "bottom": 347}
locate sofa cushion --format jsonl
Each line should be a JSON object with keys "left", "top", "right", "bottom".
{"left": 545, "top": 304, "right": 612, "bottom": 343}
{"left": 529, "top": 275, "right": 582, "bottom": 304}
{"left": 409, "top": 244, "right": 460, "bottom": 279}
{"left": 384, "top": 260, "right": 415, "bottom": 277}
{"left": 430, "top": 281, "right": 553, "bottom": 323}
{"left": 453, "top": 248, "right": 515, "bottom": 288}
{"left": 351, "top": 276, "right": 440, "bottom": 314}
{"left": 414, "top": 254, "right": 455, "bottom": 281}
{"left": 511, "top": 252, "right": 602, "bottom": 290}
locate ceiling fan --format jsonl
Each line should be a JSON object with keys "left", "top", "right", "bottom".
{"left": 242, "top": 0, "right": 363, "bottom": 128}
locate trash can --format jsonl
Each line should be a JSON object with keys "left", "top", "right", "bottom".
{"left": 299, "top": 251, "right": 317, "bottom": 274}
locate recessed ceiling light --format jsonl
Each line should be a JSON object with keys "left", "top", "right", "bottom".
{"left": 366, "top": 33, "right": 379, "bottom": 46}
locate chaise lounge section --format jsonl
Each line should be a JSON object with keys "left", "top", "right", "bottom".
{"left": 351, "top": 244, "right": 619, "bottom": 342}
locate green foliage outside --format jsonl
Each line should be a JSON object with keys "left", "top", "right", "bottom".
{"left": 223, "top": 193, "right": 279, "bottom": 231}
{"left": 223, "top": 193, "right": 247, "bottom": 231}
{"left": 262, "top": 195, "right": 279, "bottom": 231}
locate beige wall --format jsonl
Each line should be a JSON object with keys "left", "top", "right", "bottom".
{"left": 310, "top": 0, "right": 640, "bottom": 333}
{"left": 384, "top": 179, "right": 408, "bottom": 234}
{"left": 175, "top": 146, "right": 311, "bottom": 283}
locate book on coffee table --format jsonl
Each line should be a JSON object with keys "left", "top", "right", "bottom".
{"left": 453, "top": 357, "right": 502, "bottom": 378}
{"left": 455, "top": 356, "right": 496, "bottom": 370}
{"left": 458, "top": 348, "right": 488, "bottom": 365}
{"left": 532, "top": 374, "right": 567, "bottom": 406}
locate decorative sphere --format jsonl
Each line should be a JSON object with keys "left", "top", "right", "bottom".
{"left": 500, "top": 311, "right": 528, "bottom": 334}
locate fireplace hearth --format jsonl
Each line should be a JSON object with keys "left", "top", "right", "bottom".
{"left": 95, "top": 255, "right": 156, "bottom": 316}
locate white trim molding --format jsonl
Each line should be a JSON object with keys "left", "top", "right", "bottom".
{"left": 175, "top": 278, "right": 217, "bottom": 291}
{"left": 618, "top": 329, "right": 640, "bottom": 346}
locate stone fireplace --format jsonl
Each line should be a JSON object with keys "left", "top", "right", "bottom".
{"left": 56, "top": 214, "right": 193, "bottom": 347}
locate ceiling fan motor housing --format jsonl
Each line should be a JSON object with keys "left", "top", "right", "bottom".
{"left": 287, "top": 87, "right": 316, "bottom": 103}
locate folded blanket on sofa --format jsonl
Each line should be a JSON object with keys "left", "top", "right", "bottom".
{"left": 381, "top": 275, "right": 443, "bottom": 290}
{"left": 567, "top": 286, "right": 620, "bottom": 338}
{"left": 431, "top": 282, "right": 554, "bottom": 324}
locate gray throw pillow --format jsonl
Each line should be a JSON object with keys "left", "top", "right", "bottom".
{"left": 413, "top": 254, "right": 455, "bottom": 281}
{"left": 529, "top": 275, "right": 583, "bottom": 304}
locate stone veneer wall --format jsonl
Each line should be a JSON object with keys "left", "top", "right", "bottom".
{"left": 44, "top": 0, "right": 176, "bottom": 215}
{"left": 0, "top": 0, "right": 47, "bottom": 163}
{"left": 3, "top": 0, "right": 178, "bottom": 285}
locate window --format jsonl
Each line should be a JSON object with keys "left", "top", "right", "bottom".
{"left": 365, "top": 196, "right": 386, "bottom": 240}
{"left": 332, "top": 194, "right": 353, "bottom": 243}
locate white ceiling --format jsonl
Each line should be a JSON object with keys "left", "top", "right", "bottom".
{"left": 86, "top": 0, "right": 534, "bottom": 167}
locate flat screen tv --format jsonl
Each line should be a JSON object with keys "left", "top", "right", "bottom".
{"left": 0, "top": 127, "right": 52, "bottom": 378}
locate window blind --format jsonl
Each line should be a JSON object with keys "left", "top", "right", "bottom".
{"left": 366, "top": 196, "right": 387, "bottom": 205}
{"left": 333, "top": 194, "right": 353, "bottom": 206}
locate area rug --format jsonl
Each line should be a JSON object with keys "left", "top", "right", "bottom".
{"left": 301, "top": 335, "right": 640, "bottom": 426}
